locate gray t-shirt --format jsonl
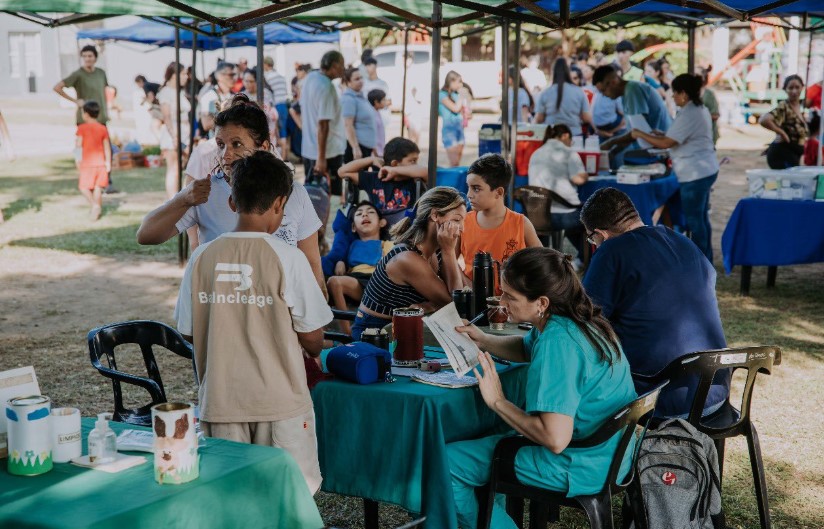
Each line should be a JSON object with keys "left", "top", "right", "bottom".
{"left": 300, "top": 71, "right": 346, "bottom": 161}
{"left": 527, "top": 139, "right": 585, "bottom": 214}
{"left": 341, "top": 88, "right": 376, "bottom": 149}
{"left": 175, "top": 175, "right": 322, "bottom": 246}
{"left": 665, "top": 102, "right": 719, "bottom": 183}
{"left": 535, "top": 83, "right": 590, "bottom": 136}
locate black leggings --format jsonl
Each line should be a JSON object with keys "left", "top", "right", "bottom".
{"left": 766, "top": 142, "right": 803, "bottom": 169}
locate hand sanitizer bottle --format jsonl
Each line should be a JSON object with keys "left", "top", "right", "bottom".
{"left": 87, "top": 412, "right": 117, "bottom": 464}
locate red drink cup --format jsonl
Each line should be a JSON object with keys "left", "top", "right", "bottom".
{"left": 392, "top": 308, "right": 424, "bottom": 365}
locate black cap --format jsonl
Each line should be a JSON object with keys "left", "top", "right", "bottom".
{"left": 616, "top": 40, "right": 635, "bottom": 53}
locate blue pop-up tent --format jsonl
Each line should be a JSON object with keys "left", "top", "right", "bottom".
{"left": 76, "top": 18, "right": 339, "bottom": 49}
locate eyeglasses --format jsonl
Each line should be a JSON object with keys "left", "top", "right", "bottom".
{"left": 586, "top": 230, "right": 599, "bottom": 245}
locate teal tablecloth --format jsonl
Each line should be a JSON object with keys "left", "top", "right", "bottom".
{"left": 312, "top": 357, "right": 527, "bottom": 529}
{"left": 0, "top": 419, "right": 324, "bottom": 529}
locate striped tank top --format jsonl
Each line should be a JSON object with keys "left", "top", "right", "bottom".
{"left": 361, "top": 244, "right": 441, "bottom": 316}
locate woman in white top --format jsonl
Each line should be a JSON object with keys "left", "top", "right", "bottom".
{"left": 138, "top": 94, "right": 327, "bottom": 296}
{"left": 527, "top": 124, "right": 589, "bottom": 262}
{"left": 630, "top": 73, "right": 719, "bottom": 262}
{"left": 241, "top": 70, "right": 279, "bottom": 145}
{"left": 158, "top": 62, "right": 191, "bottom": 199}
{"left": 535, "top": 58, "right": 592, "bottom": 136}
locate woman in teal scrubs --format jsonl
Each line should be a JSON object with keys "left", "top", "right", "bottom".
{"left": 449, "top": 247, "right": 637, "bottom": 529}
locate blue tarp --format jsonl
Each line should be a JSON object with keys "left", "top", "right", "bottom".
{"left": 531, "top": 0, "right": 824, "bottom": 18}
{"left": 77, "top": 19, "right": 339, "bottom": 50}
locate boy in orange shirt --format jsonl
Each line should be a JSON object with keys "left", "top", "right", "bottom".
{"left": 75, "top": 101, "right": 111, "bottom": 220}
{"left": 460, "top": 153, "right": 542, "bottom": 287}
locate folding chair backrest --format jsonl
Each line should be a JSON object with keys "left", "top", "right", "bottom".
{"left": 87, "top": 320, "right": 194, "bottom": 427}
{"left": 568, "top": 383, "right": 667, "bottom": 494}
{"left": 666, "top": 346, "right": 781, "bottom": 434}
{"left": 513, "top": 185, "right": 553, "bottom": 232}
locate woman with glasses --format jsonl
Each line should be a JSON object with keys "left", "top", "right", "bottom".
{"left": 629, "top": 73, "right": 719, "bottom": 262}
{"left": 448, "top": 247, "right": 637, "bottom": 529}
{"left": 137, "top": 94, "right": 327, "bottom": 295}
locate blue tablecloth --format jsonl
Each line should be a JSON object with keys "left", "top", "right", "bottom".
{"left": 721, "top": 198, "right": 824, "bottom": 274}
{"left": 312, "top": 353, "right": 527, "bottom": 529}
{"left": 578, "top": 174, "right": 682, "bottom": 226}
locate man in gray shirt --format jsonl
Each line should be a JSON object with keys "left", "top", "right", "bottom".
{"left": 301, "top": 51, "right": 346, "bottom": 195}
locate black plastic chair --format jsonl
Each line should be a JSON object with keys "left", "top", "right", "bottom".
{"left": 513, "top": 185, "right": 589, "bottom": 265}
{"left": 633, "top": 346, "right": 782, "bottom": 529}
{"left": 87, "top": 320, "right": 195, "bottom": 427}
{"left": 478, "top": 383, "right": 667, "bottom": 529}
{"left": 324, "top": 308, "right": 357, "bottom": 345}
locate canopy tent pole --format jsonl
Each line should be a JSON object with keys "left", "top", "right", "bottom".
{"left": 803, "top": 14, "right": 813, "bottom": 89}
{"left": 687, "top": 22, "right": 696, "bottom": 73}
{"left": 256, "top": 25, "right": 265, "bottom": 106}
{"left": 175, "top": 22, "right": 186, "bottom": 265}
{"left": 501, "top": 20, "right": 510, "bottom": 200}
{"left": 401, "top": 27, "right": 410, "bottom": 138}
{"left": 190, "top": 21, "right": 199, "bottom": 161}
{"left": 428, "top": 2, "right": 443, "bottom": 182}
{"left": 511, "top": 21, "right": 521, "bottom": 208}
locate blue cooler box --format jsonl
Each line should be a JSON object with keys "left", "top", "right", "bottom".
{"left": 479, "top": 124, "right": 502, "bottom": 156}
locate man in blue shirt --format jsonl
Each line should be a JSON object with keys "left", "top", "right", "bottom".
{"left": 580, "top": 188, "right": 729, "bottom": 418}
{"left": 593, "top": 65, "right": 671, "bottom": 153}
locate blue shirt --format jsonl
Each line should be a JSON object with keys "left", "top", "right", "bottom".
{"left": 341, "top": 88, "right": 376, "bottom": 149}
{"left": 592, "top": 90, "right": 623, "bottom": 129}
{"left": 621, "top": 81, "right": 672, "bottom": 132}
{"left": 522, "top": 316, "right": 637, "bottom": 497}
{"left": 582, "top": 226, "right": 729, "bottom": 417}
{"left": 535, "top": 83, "right": 590, "bottom": 136}
{"left": 438, "top": 90, "right": 462, "bottom": 128}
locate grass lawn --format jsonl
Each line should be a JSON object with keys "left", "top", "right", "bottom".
{"left": 0, "top": 154, "right": 822, "bottom": 529}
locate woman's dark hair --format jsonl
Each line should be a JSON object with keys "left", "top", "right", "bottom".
{"left": 502, "top": 247, "right": 622, "bottom": 365}
{"left": 230, "top": 151, "right": 293, "bottom": 215}
{"left": 809, "top": 112, "right": 820, "bottom": 136}
{"left": 162, "top": 62, "right": 184, "bottom": 88}
{"left": 542, "top": 123, "right": 572, "bottom": 144}
{"left": 508, "top": 66, "right": 534, "bottom": 112}
{"left": 671, "top": 73, "right": 703, "bottom": 106}
{"left": 442, "top": 70, "right": 462, "bottom": 93}
{"left": 700, "top": 65, "right": 713, "bottom": 87}
{"left": 580, "top": 187, "right": 641, "bottom": 233}
{"left": 551, "top": 58, "right": 572, "bottom": 111}
{"left": 570, "top": 65, "right": 583, "bottom": 86}
{"left": 349, "top": 200, "right": 390, "bottom": 240}
{"left": 343, "top": 67, "right": 361, "bottom": 84}
{"left": 214, "top": 93, "right": 270, "bottom": 147}
{"left": 783, "top": 74, "right": 804, "bottom": 90}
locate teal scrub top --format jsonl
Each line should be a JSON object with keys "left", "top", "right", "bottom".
{"left": 521, "top": 316, "right": 638, "bottom": 497}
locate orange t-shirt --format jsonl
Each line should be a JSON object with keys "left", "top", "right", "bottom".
{"left": 76, "top": 122, "right": 109, "bottom": 168}
{"left": 461, "top": 208, "right": 526, "bottom": 282}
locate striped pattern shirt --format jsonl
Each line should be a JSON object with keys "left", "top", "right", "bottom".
{"left": 361, "top": 244, "right": 441, "bottom": 316}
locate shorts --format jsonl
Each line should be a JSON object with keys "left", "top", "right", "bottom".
{"left": 78, "top": 166, "right": 109, "bottom": 190}
{"left": 442, "top": 122, "right": 465, "bottom": 148}
{"left": 351, "top": 310, "right": 391, "bottom": 341}
{"left": 275, "top": 103, "right": 288, "bottom": 138}
{"left": 202, "top": 408, "right": 322, "bottom": 494}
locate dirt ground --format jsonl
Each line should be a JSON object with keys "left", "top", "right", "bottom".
{"left": 1, "top": 95, "right": 823, "bottom": 528}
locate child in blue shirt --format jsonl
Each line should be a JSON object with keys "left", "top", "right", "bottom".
{"left": 325, "top": 201, "right": 393, "bottom": 334}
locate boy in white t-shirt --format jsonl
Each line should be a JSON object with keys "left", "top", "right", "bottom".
{"left": 175, "top": 151, "right": 333, "bottom": 494}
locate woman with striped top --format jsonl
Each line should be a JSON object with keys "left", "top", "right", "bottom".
{"left": 351, "top": 187, "right": 467, "bottom": 340}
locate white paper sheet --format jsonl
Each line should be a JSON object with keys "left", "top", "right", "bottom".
{"left": 423, "top": 303, "right": 481, "bottom": 377}
{"left": 627, "top": 114, "right": 653, "bottom": 149}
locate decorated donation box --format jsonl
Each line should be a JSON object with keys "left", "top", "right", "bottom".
{"left": 6, "top": 395, "right": 53, "bottom": 476}
{"left": 152, "top": 402, "right": 199, "bottom": 484}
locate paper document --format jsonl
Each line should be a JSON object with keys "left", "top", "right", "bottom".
{"left": 626, "top": 114, "right": 653, "bottom": 149}
{"left": 411, "top": 372, "right": 479, "bottom": 388}
{"left": 423, "top": 302, "right": 481, "bottom": 377}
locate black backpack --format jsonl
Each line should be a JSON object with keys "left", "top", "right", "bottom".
{"left": 626, "top": 418, "right": 726, "bottom": 529}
